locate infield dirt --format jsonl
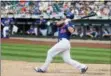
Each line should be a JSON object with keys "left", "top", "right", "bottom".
{"left": 1, "top": 60, "right": 111, "bottom": 76}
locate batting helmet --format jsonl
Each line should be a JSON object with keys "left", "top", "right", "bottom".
{"left": 64, "top": 12, "right": 74, "bottom": 19}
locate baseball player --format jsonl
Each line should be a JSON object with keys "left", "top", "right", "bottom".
{"left": 1, "top": 18, "right": 13, "bottom": 38}
{"left": 34, "top": 13, "right": 88, "bottom": 74}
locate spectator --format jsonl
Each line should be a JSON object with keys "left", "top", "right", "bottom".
{"left": 26, "top": 25, "right": 35, "bottom": 35}
{"left": 50, "top": 20, "right": 58, "bottom": 36}
{"left": 46, "top": 4, "right": 53, "bottom": 16}
{"left": 102, "top": 24, "right": 111, "bottom": 37}
{"left": 86, "top": 26, "right": 98, "bottom": 38}
{"left": 12, "top": 25, "right": 18, "bottom": 35}
{"left": 1, "top": 18, "right": 14, "bottom": 38}
{"left": 35, "top": 16, "right": 47, "bottom": 36}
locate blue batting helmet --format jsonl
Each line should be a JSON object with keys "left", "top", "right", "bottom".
{"left": 65, "top": 12, "right": 74, "bottom": 19}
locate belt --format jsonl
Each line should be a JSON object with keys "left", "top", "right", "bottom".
{"left": 58, "top": 38, "right": 69, "bottom": 42}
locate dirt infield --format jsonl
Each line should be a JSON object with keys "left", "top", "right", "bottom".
{"left": 1, "top": 38, "right": 111, "bottom": 49}
{"left": 1, "top": 60, "right": 111, "bottom": 76}
{"left": 1, "top": 38, "right": 111, "bottom": 76}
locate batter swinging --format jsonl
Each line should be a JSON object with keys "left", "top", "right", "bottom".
{"left": 34, "top": 15, "right": 88, "bottom": 74}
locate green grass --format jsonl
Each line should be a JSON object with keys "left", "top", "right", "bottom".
{"left": 1, "top": 43, "right": 111, "bottom": 64}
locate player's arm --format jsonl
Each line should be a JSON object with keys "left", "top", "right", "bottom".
{"left": 56, "top": 20, "right": 64, "bottom": 27}
{"left": 65, "top": 19, "right": 75, "bottom": 34}
{"left": 1, "top": 22, "right": 4, "bottom": 26}
{"left": 68, "top": 26, "right": 75, "bottom": 34}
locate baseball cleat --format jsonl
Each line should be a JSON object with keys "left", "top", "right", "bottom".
{"left": 34, "top": 67, "right": 46, "bottom": 73}
{"left": 81, "top": 66, "right": 88, "bottom": 74}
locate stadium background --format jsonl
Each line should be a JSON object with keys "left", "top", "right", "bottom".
{"left": 1, "top": 0, "right": 111, "bottom": 76}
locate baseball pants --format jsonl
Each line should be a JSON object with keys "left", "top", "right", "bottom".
{"left": 3, "top": 26, "right": 9, "bottom": 38}
{"left": 40, "top": 38, "right": 86, "bottom": 71}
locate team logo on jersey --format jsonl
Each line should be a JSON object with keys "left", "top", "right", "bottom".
{"left": 60, "top": 29, "right": 66, "bottom": 33}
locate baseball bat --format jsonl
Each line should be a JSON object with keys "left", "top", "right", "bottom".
{"left": 57, "top": 12, "right": 97, "bottom": 25}
{"left": 81, "top": 12, "right": 97, "bottom": 19}
{"left": 74, "top": 12, "right": 97, "bottom": 20}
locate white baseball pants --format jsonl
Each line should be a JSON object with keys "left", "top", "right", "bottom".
{"left": 40, "top": 38, "right": 86, "bottom": 71}
{"left": 34, "top": 27, "right": 38, "bottom": 36}
{"left": 3, "top": 26, "right": 9, "bottom": 37}
{"left": 40, "top": 29, "right": 47, "bottom": 36}
{"left": 12, "top": 25, "right": 18, "bottom": 35}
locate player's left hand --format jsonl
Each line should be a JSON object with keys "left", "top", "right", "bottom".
{"left": 65, "top": 19, "right": 71, "bottom": 25}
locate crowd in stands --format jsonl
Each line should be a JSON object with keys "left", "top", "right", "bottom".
{"left": 1, "top": 1, "right": 111, "bottom": 39}
{"left": 1, "top": 1, "right": 111, "bottom": 18}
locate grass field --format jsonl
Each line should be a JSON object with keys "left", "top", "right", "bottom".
{"left": 1, "top": 43, "right": 111, "bottom": 64}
